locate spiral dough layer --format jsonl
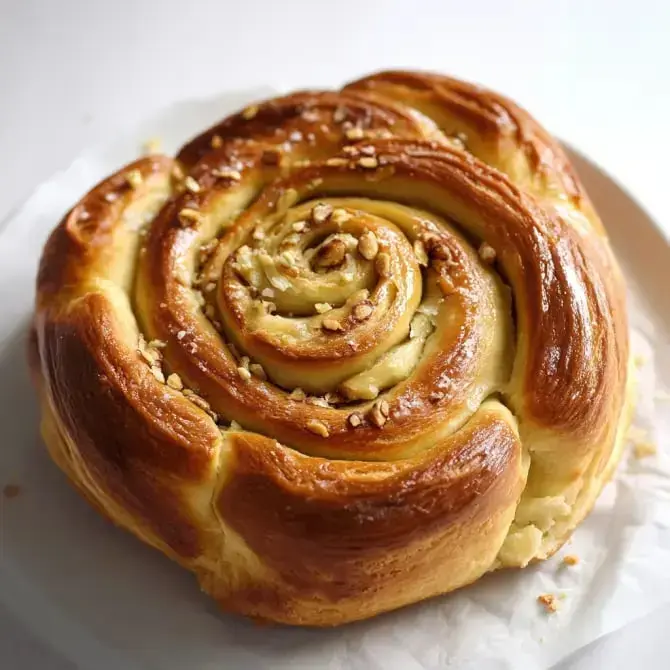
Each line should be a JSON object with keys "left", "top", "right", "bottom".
{"left": 30, "top": 71, "right": 632, "bottom": 626}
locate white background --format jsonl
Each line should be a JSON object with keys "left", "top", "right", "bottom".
{"left": 0, "top": 0, "right": 668, "bottom": 667}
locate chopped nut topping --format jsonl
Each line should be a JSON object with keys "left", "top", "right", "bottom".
{"left": 290, "top": 387, "right": 306, "bottom": 401}
{"left": 261, "top": 287, "right": 275, "bottom": 298}
{"left": 166, "top": 373, "right": 183, "bottom": 390}
{"left": 249, "top": 363, "right": 267, "bottom": 380}
{"left": 315, "top": 238, "right": 346, "bottom": 268}
{"left": 193, "top": 290, "right": 206, "bottom": 307}
{"left": 177, "top": 330, "right": 187, "bottom": 340}
{"left": 478, "top": 242, "right": 497, "bottom": 264}
{"left": 125, "top": 169, "right": 143, "bottom": 189}
{"left": 261, "top": 149, "right": 282, "bottom": 165}
{"left": 184, "top": 176, "right": 201, "bottom": 193}
{"left": 150, "top": 366, "right": 165, "bottom": 384}
{"left": 376, "top": 252, "right": 391, "bottom": 276}
{"left": 333, "top": 106, "right": 347, "bottom": 123}
{"left": 292, "top": 220, "right": 306, "bottom": 232}
{"left": 413, "top": 240, "right": 429, "bottom": 266}
{"left": 537, "top": 594, "right": 558, "bottom": 614}
{"left": 237, "top": 367, "right": 252, "bottom": 381}
{"left": 330, "top": 208, "right": 352, "bottom": 225}
{"left": 326, "top": 157, "right": 349, "bottom": 167}
{"left": 204, "top": 282, "right": 216, "bottom": 293}
{"left": 242, "top": 104, "right": 259, "bottom": 120}
{"left": 307, "top": 396, "right": 329, "bottom": 408}
{"left": 104, "top": 192, "right": 118, "bottom": 203}
{"left": 368, "top": 400, "right": 389, "bottom": 428}
{"left": 358, "top": 231, "right": 379, "bottom": 260}
{"left": 563, "top": 555, "right": 580, "bottom": 566}
{"left": 212, "top": 167, "right": 241, "bottom": 181}
{"left": 322, "top": 318, "right": 343, "bottom": 332}
{"left": 178, "top": 208, "right": 203, "bottom": 227}
{"left": 148, "top": 339, "right": 167, "bottom": 349}
{"left": 306, "top": 419, "right": 329, "bottom": 437}
{"left": 183, "top": 390, "right": 211, "bottom": 412}
{"left": 252, "top": 227, "right": 265, "bottom": 240}
{"left": 315, "top": 302, "right": 332, "bottom": 314}
{"left": 353, "top": 302, "right": 373, "bottom": 320}
{"left": 348, "top": 412, "right": 363, "bottom": 428}
{"left": 358, "top": 156, "right": 379, "bottom": 169}
{"left": 345, "top": 127, "right": 364, "bottom": 141}
{"left": 634, "top": 441, "right": 657, "bottom": 458}
{"left": 210, "top": 134, "right": 223, "bottom": 148}
{"left": 311, "top": 203, "right": 333, "bottom": 224}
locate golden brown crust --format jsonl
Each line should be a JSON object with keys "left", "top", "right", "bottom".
{"left": 30, "top": 70, "right": 631, "bottom": 625}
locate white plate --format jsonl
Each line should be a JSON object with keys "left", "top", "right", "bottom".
{"left": 1, "top": 93, "right": 669, "bottom": 670}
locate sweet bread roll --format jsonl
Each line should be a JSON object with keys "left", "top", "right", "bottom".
{"left": 29, "top": 70, "right": 632, "bottom": 626}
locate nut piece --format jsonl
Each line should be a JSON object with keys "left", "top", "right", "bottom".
{"left": 358, "top": 231, "right": 379, "bottom": 260}
{"left": 184, "top": 176, "right": 201, "bottom": 193}
{"left": 352, "top": 302, "right": 373, "bottom": 320}
{"left": 562, "top": 555, "right": 580, "bottom": 566}
{"left": 178, "top": 208, "right": 203, "bottom": 227}
{"left": 315, "top": 302, "right": 332, "bottom": 314}
{"left": 237, "top": 367, "right": 252, "bottom": 382}
{"left": 537, "top": 594, "right": 558, "bottom": 614}
{"left": 311, "top": 203, "right": 333, "bottom": 224}
{"left": 322, "top": 318, "right": 343, "bottom": 332}
{"left": 125, "top": 169, "right": 143, "bottom": 189}
{"left": 249, "top": 363, "right": 267, "bottom": 380}
{"left": 166, "top": 373, "right": 183, "bottom": 390}
{"left": 345, "top": 127, "right": 364, "bottom": 140}
{"left": 306, "top": 419, "right": 330, "bottom": 437}
{"left": 358, "top": 156, "right": 378, "bottom": 169}
{"left": 212, "top": 167, "right": 242, "bottom": 181}
{"left": 242, "top": 104, "right": 259, "bottom": 120}
{"left": 210, "top": 134, "right": 223, "bottom": 148}
{"left": 375, "top": 252, "right": 391, "bottom": 277}
{"left": 368, "top": 399, "right": 389, "bottom": 428}
{"left": 315, "top": 238, "right": 346, "bottom": 268}
{"left": 150, "top": 366, "right": 165, "bottom": 384}
{"left": 290, "top": 387, "right": 306, "bottom": 401}
{"left": 292, "top": 220, "right": 306, "bottom": 232}
{"left": 326, "top": 157, "right": 349, "bottom": 167}
{"left": 413, "top": 240, "right": 429, "bottom": 266}
{"left": 348, "top": 412, "right": 363, "bottom": 428}
{"left": 478, "top": 242, "right": 496, "bottom": 264}
{"left": 330, "top": 208, "right": 352, "bottom": 225}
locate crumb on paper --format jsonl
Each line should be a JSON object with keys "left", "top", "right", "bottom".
{"left": 563, "top": 554, "right": 580, "bottom": 566}
{"left": 634, "top": 441, "right": 657, "bottom": 459}
{"left": 537, "top": 593, "right": 558, "bottom": 613}
{"left": 627, "top": 425, "right": 657, "bottom": 458}
{"left": 3, "top": 484, "right": 21, "bottom": 499}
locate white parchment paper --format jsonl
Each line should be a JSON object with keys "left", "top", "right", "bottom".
{"left": 1, "top": 88, "right": 669, "bottom": 670}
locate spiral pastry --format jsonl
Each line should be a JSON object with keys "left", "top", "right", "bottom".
{"left": 30, "top": 71, "right": 632, "bottom": 626}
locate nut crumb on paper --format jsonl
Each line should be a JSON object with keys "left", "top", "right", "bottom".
{"left": 627, "top": 425, "right": 657, "bottom": 458}
{"left": 563, "top": 554, "right": 579, "bottom": 566}
{"left": 537, "top": 593, "right": 558, "bottom": 613}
